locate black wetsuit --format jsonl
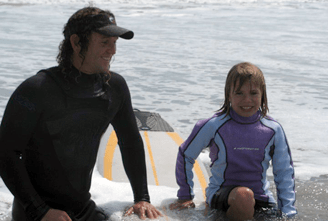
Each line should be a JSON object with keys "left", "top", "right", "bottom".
{"left": 0, "top": 66, "right": 149, "bottom": 221}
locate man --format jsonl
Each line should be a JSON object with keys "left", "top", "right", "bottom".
{"left": 0, "top": 6, "right": 162, "bottom": 221}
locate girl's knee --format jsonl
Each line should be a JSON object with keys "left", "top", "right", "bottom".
{"left": 227, "top": 187, "right": 255, "bottom": 220}
{"left": 228, "top": 187, "right": 255, "bottom": 211}
{"left": 229, "top": 187, "right": 255, "bottom": 204}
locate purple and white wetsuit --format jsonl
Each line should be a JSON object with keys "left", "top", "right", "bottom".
{"left": 175, "top": 109, "right": 297, "bottom": 216}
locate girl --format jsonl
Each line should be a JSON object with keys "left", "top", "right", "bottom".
{"left": 170, "top": 62, "right": 297, "bottom": 220}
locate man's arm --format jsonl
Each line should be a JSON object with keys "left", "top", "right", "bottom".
{"left": 110, "top": 73, "right": 162, "bottom": 219}
{"left": 0, "top": 78, "right": 51, "bottom": 220}
{"left": 111, "top": 74, "right": 150, "bottom": 201}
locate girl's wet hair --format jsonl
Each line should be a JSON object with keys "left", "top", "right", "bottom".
{"left": 218, "top": 62, "right": 269, "bottom": 117}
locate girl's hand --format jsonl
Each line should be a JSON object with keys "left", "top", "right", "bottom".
{"left": 169, "top": 199, "right": 195, "bottom": 210}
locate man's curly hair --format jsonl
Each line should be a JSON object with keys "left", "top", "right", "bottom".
{"left": 56, "top": 7, "right": 114, "bottom": 77}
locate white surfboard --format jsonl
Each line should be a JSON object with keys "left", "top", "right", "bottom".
{"left": 96, "top": 110, "right": 210, "bottom": 204}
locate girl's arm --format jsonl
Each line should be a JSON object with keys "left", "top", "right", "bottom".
{"left": 272, "top": 124, "right": 297, "bottom": 217}
{"left": 175, "top": 117, "right": 216, "bottom": 200}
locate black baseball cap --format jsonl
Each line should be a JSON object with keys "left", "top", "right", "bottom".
{"left": 93, "top": 14, "right": 134, "bottom": 40}
{"left": 64, "top": 7, "right": 134, "bottom": 40}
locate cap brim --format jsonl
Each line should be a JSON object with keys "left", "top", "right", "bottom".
{"left": 97, "top": 25, "right": 134, "bottom": 40}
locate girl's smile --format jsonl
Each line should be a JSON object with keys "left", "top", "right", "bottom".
{"left": 229, "top": 80, "right": 262, "bottom": 117}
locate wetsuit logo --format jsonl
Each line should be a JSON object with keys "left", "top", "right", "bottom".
{"left": 14, "top": 94, "right": 36, "bottom": 111}
{"left": 234, "top": 147, "right": 259, "bottom": 151}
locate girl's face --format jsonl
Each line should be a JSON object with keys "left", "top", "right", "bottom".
{"left": 229, "top": 79, "right": 262, "bottom": 117}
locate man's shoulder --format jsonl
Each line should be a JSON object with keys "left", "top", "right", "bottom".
{"left": 19, "top": 66, "right": 58, "bottom": 89}
{"left": 108, "top": 71, "right": 129, "bottom": 91}
{"left": 109, "top": 71, "right": 126, "bottom": 83}
{"left": 37, "top": 66, "right": 60, "bottom": 75}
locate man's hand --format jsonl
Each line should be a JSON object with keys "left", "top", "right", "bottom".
{"left": 41, "top": 208, "right": 72, "bottom": 221}
{"left": 169, "top": 199, "right": 195, "bottom": 211}
{"left": 124, "top": 201, "right": 163, "bottom": 220}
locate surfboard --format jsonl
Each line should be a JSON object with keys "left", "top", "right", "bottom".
{"left": 96, "top": 109, "right": 210, "bottom": 204}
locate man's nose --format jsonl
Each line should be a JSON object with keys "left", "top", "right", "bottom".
{"left": 108, "top": 44, "right": 116, "bottom": 55}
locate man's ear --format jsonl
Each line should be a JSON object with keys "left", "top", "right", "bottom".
{"left": 70, "top": 34, "right": 81, "bottom": 53}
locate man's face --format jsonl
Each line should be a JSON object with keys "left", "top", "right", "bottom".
{"left": 80, "top": 32, "right": 118, "bottom": 74}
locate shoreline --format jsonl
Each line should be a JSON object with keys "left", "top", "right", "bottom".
{"left": 1, "top": 174, "right": 328, "bottom": 220}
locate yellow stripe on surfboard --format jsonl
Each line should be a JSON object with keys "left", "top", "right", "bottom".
{"left": 103, "top": 130, "right": 207, "bottom": 200}
{"left": 103, "top": 130, "right": 160, "bottom": 186}
{"left": 104, "top": 130, "right": 118, "bottom": 180}
{"left": 144, "top": 131, "right": 160, "bottom": 186}
{"left": 166, "top": 132, "right": 207, "bottom": 200}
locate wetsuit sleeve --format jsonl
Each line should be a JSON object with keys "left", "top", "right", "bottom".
{"left": 0, "top": 77, "right": 50, "bottom": 220}
{"left": 271, "top": 124, "right": 297, "bottom": 217}
{"left": 110, "top": 75, "right": 150, "bottom": 203}
{"left": 176, "top": 117, "right": 216, "bottom": 200}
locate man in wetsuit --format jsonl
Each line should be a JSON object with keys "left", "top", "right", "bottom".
{"left": 0, "top": 6, "right": 162, "bottom": 221}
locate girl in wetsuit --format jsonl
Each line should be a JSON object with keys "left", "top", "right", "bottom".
{"left": 170, "top": 62, "right": 297, "bottom": 220}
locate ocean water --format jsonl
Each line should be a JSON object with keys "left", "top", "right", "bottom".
{"left": 0, "top": 0, "right": 328, "bottom": 220}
